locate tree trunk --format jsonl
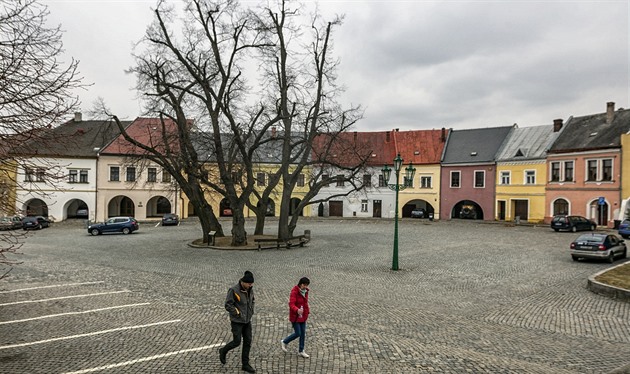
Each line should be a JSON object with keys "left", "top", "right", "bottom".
{"left": 277, "top": 188, "right": 293, "bottom": 240}
{"left": 253, "top": 209, "right": 266, "bottom": 235}
{"left": 230, "top": 205, "right": 248, "bottom": 246}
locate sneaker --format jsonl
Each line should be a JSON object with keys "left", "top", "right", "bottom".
{"left": 280, "top": 340, "right": 288, "bottom": 352}
{"left": 298, "top": 351, "right": 310, "bottom": 358}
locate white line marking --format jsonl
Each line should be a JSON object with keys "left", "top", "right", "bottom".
{"left": 62, "top": 343, "right": 223, "bottom": 374}
{"left": 154, "top": 222, "right": 160, "bottom": 227}
{"left": 0, "top": 320, "right": 181, "bottom": 350}
{"left": 0, "top": 290, "right": 130, "bottom": 306}
{"left": 0, "top": 281, "right": 105, "bottom": 294}
{"left": 0, "top": 303, "right": 150, "bottom": 325}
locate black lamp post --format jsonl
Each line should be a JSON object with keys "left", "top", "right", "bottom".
{"left": 381, "top": 153, "right": 416, "bottom": 270}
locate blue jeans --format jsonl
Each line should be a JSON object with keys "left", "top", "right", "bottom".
{"left": 283, "top": 322, "right": 307, "bottom": 352}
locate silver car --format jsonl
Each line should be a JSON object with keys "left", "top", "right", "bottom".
{"left": 570, "top": 233, "right": 627, "bottom": 263}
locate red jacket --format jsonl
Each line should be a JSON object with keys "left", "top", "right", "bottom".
{"left": 288, "top": 285, "right": 310, "bottom": 323}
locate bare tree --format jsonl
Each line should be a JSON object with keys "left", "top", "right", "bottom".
{"left": 0, "top": 0, "right": 83, "bottom": 277}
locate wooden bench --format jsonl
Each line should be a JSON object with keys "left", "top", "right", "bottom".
{"left": 255, "top": 235, "right": 308, "bottom": 251}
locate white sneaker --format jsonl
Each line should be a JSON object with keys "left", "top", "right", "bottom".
{"left": 298, "top": 351, "right": 310, "bottom": 358}
{"left": 280, "top": 340, "right": 288, "bottom": 352}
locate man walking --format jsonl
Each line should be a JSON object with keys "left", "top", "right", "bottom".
{"left": 219, "top": 271, "right": 256, "bottom": 373}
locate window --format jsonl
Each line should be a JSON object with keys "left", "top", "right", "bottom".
{"left": 79, "top": 170, "right": 88, "bottom": 183}
{"left": 110, "top": 166, "right": 120, "bottom": 182}
{"left": 378, "top": 175, "right": 387, "bottom": 187}
{"left": 586, "top": 158, "right": 613, "bottom": 182}
{"left": 474, "top": 170, "right": 485, "bottom": 188}
{"left": 68, "top": 169, "right": 77, "bottom": 183}
{"left": 36, "top": 168, "right": 45, "bottom": 182}
{"left": 587, "top": 160, "right": 597, "bottom": 181}
{"left": 500, "top": 171, "right": 510, "bottom": 185}
{"left": 525, "top": 170, "right": 536, "bottom": 184}
{"left": 336, "top": 175, "right": 344, "bottom": 187}
{"left": 361, "top": 200, "right": 368, "bottom": 212}
{"left": 25, "top": 168, "right": 34, "bottom": 182}
{"left": 147, "top": 168, "right": 157, "bottom": 182}
{"left": 564, "top": 161, "right": 574, "bottom": 182}
{"left": 256, "top": 172, "right": 266, "bottom": 186}
{"left": 420, "top": 176, "right": 432, "bottom": 188}
{"left": 450, "top": 171, "right": 460, "bottom": 188}
{"left": 403, "top": 176, "right": 413, "bottom": 187}
{"left": 162, "top": 169, "right": 171, "bottom": 183}
{"left": 363, "top": 174, "right": 371, "bottom": 187}
{"left": 550, "top": 161, "right": 574, "bottom": 182}
{"left": 126, "top": 167, "right": 136, "bottom": 182}
{"left": 553, "top": 198, "right": 569, "bottom": 216}
{"left": 297, "top": 173, "right": 305, "bottom": 187}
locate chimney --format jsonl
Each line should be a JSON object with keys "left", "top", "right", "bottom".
{"left": 74, "top": 112, "right": 82, "bottom": 122}
{"left": 441, "top": 127, "right": 446, "bottom": 142}
{"left": 606, "top": 102, "right": 615, "bottom": 124}
{"left": 271, "top": 126, "right": 277, "bottom": 138}
{"left": 553, "top": 119, "right": 563, "bottom": 132}
{"left": 353, "top": 131, "right": 357, "bottom": 142}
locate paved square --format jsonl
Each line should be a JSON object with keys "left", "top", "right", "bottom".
{"left": 1, "top": 218, "right": 629, "bottom": 373}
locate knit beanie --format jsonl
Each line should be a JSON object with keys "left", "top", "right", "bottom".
{"left": 241, "top": 270, "right": 254, "bottom": 283}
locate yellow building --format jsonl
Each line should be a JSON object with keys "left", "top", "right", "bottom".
{"left": 494, "top": 123, "right": 563, "bottom": 223}
{"left": 0, "top": 158, "right": 17, "bottom": 216}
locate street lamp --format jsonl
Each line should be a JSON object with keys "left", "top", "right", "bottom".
{"left": 381, "top": 153, "right": 416, "bottom": 270}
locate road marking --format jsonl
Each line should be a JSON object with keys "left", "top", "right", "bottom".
{"left": 0, "top": 303, "right": 150, "bottom": 325}
{"left": 0, "top": 290, "right": 130, "bottom": 306}
{"left": 0, "top": 281, "right": 105, "bottom": 294}
{"left": 62, "top": 343, "right": 223, "bottom": 374}
{"left": 154, "top": 222, "right": 160, "bottom": 227}
{"left": 0, "top": 320, "right": 181, "bottom": 350}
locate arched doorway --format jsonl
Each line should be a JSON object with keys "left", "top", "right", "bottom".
{"left": 402, "top": 199, "right": 435, "bottom": 218}
{"left": 220, "top": 198, "right": 232, "bottom": 217}
{"left": 318, "top": 202, "right": 324, "bottom": 217}
{"left": 452, "top": 200, "right": 483, "bottom": 220}
{"left": 107, "top": 196, "right": 135, "bottom": 217}
{"left": 589, "top": 199, "right": 608, "bottom": 226}
{"left": 147, "top": 196, "right": 171, "bottom": 217}
{"left": 65, "top": 198, "right": 88, "bottom": 219}
{"left": 257, "top": 199, "right": 275, "bottom": 216}
{"left": 187, "top": 202, "right": 197, "bottom": 216}
{"left": 289, "top": 198, "right": 303, "bottom": 216}
{"left": 552, "top": 198, "right": 569, "bottom": 216}
{"left": 24, "top": 198, "right": 48, "bottom": 216}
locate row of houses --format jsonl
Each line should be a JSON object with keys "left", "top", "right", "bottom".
{"left": 1, "top": 102, "right": 630, "bottom": 227}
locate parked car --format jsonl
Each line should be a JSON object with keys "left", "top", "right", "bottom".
{"left": 0, "top": 216, "right": 23, "bottom": 230}
{"left": 551, "top": 215, "right": 596, "bottom": 232}
{"left": 617, "top": 219, "right": 630, "bottom": 238}
{"left": 161, "top": 213, "right": 179, "bottom": 226}
{"left": 22, "top": 216, "right": 51, "bottom": 230}
{"left": 570, "top": 233, "right": 627, "bottom": 263}
{"left": 87, "top": 216, "right": 139, "bottom": 236}
{"left": 410, "top": 208, "right": 426, "bottom": 218}
{"left": 76, "top": 208, "right": 89, "bottom": 218}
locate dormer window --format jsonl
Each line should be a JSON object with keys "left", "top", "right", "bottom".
{"left": 515, "top": 149, "right": 524, "bottom": 157}
{"left": 589, "top": 132, "right": 598, "bottom": 137}
{"left": 470, "top": 152, "right": 477, "bottom": 156}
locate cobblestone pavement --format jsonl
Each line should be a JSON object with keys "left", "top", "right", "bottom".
{"left": 1, "top": 218, "right": 629, "bottom": 373}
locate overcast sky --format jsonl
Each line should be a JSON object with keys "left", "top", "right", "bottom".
{"left": 43, "top": 0, "right": 629, "bottom": 131}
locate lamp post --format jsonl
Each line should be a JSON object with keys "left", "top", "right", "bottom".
{"left": 381, "top": 153, "right": 416, "bottom": 271}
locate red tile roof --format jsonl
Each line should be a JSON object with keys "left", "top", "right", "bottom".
{"left": 312, "top": 129, "right": 448, "bottom": 167}
{"left": 100, "top": 117, "right": 186, "bottom": 155}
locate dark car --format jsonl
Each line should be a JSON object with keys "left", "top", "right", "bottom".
{"left": 161, "top": 213, "right": 179, "bottom": 226}
{"left": 410, "top": 208, "right": 426, "bottom": 218}
{"left": 617, "top": 219, "right": 630, "bottom": 238}
{"left": 0, "top": 216, "right": 23, "bottom": 230}
{"left": 551, "top": 215, "right": 596, "bottom": 232}
{"left": 22, "top": 216, "right": 50, "bottom": 230}
{"left": 87, "top": 216, "right": 139, "bottom": 236}
{"left": 570, "top": 233, "right": 627, "bottom": 263}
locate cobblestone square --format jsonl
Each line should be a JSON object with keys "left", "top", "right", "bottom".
{"left": 1, "top": 218, "right": 629, "bottom": 373}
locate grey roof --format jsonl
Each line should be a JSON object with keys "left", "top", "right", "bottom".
{"left": 191, "top": 131, "right": 300, "bottom": 163}
{"left": 441, "top": 126, "right": 514, "bottom": 164}
{"left": 549, "top": 108, "right": 630, "bottom": 153}
{"left": 495, "top": 125, "right": 560, "bottom": 162}
{"left": 17, "top": 119, "right": 131, "bottom": 158}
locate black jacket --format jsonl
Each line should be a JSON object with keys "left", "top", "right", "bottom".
{"left": 224, "top": 282, "right": 255, "bottom": 323}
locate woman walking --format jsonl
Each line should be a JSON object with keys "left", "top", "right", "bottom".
{"left": 280, "top": 277, "right": 310, "bottom": 358}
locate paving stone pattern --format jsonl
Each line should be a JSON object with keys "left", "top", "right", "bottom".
{"left": 0, "top": 218, "right": 629, "bottom": 373}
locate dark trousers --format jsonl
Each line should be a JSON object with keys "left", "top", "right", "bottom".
{"left": 223, "top": 321, "right": 252, "bottom": 365}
